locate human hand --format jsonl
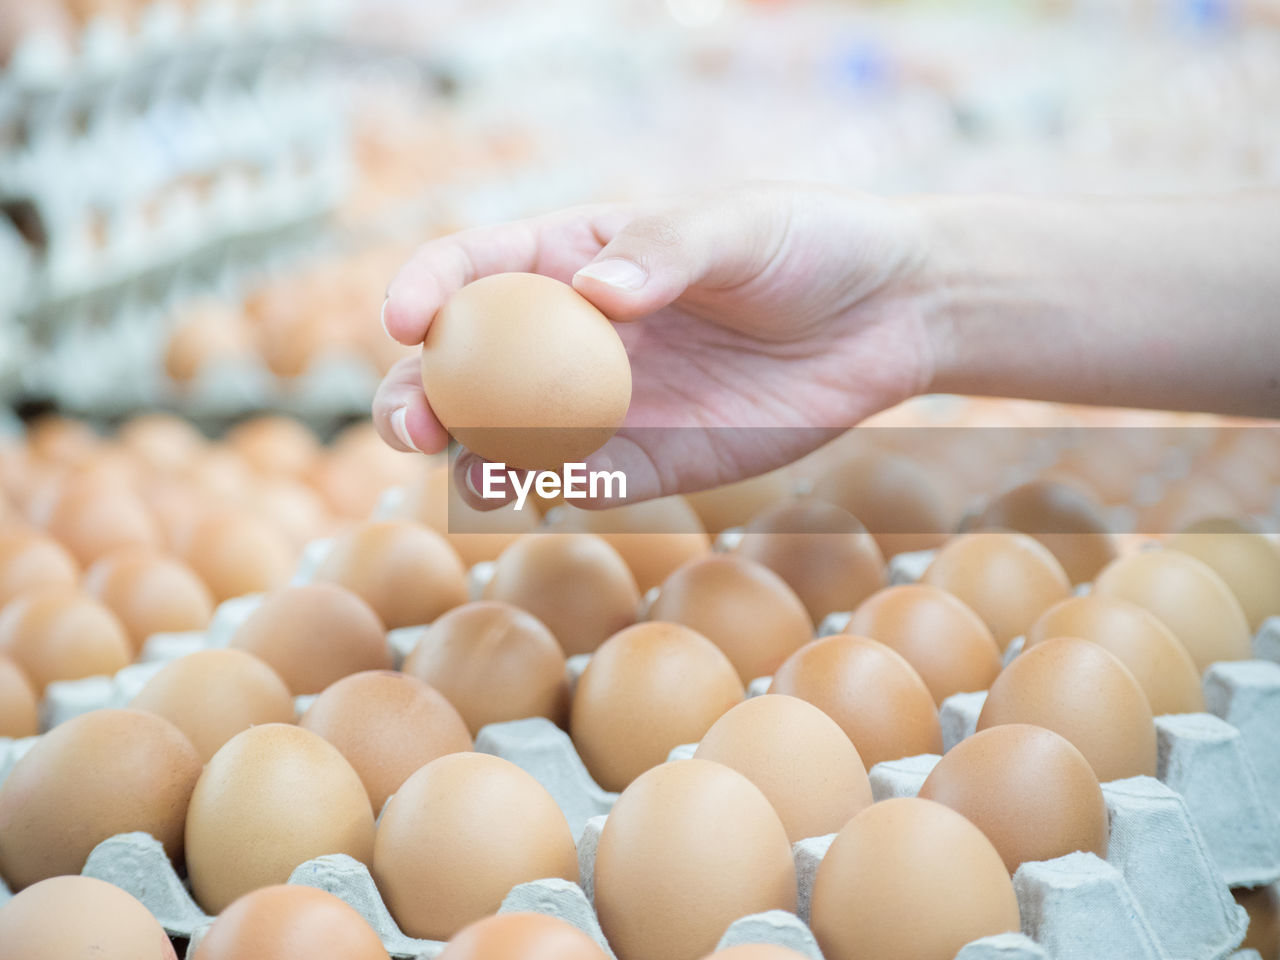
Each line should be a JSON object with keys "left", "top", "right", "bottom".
{"left": 372, "top": 181, "right": 941, "bottom": 506}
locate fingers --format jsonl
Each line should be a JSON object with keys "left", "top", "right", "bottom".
{"left": 371, "top": 357, "right": 450, "bottom": 455}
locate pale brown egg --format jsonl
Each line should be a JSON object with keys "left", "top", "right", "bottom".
{"left": 735, "top": 500, "right": 885, "bottom": 623}
{"left": 143, "top": 479, "right": 212, "bottom": 551}
{"left": 373, "top": 752, "right": 579, "bottom": 940}
{"left": 571, "top": 622, "right": 744, "bottom": 792}
{"left": 770, "top": 635, "right": 941, "bottom": 770}
{"left": 84, "top": 546, "right": 214, "bottom": 651}
{"left": 809, "top": 798, "right": 1020, "bottom": 960}
{"left": 248, "top": 479, "right": 333, "bottom": 547}
{"left": 967, "top": 480, "right": 1117, "bottom": 584}
{"left": 919, "top": 724, "right": 1108, "bottom": 873}
{"left": 184, "top": 448, "right": 256, "bottom": 504}
{"left": 700, "top": 948, "right": 812, "bottom": 960}
{"left": 192, "top": 885, "right": 388, "bottom": 960}
{"left": 649, "top": 555, "right": 813, "bottom": 684}
{"left": 0, "top": 531, "right": 78, "bottom": 605}
{"left": 301, "top": 671, "right": 472, "bottom": 813}
{"left": 30, "top": 479, "right": 160, "bottom": 566}
{"left": 185, "top": 723, "right": 376, "bottom": 914}
{"left": 923, "top": 532, "right": 1072, "bottom": 650}
{"left": 1027, "top": 595, "right": 1204, "bottom": 715}
{"left": 846, "top": 584, "right": 1002, "bottom": 706}
{"left": 438, "top": 913, "right": 610, "bottom": 960}
{"left": 483, "top": 533, "right": 639, "bottom": 656}
{"left": 402, "top": 601, "right": 568, "bottom": 734}
{"left": 24, "top": 416, "right": 101, "bottom": 465}
{"left": 1167, "top": 525, "right": 1280, "bottom": 632}
{"left": 0, "top": 708, "right": 201, "bottom": 889}
{"left": 978, "top": 637, "right": 1156, "bottom": 782}
{"left": 547, "top": 497, "right": 711, "bottom": 594}
{"left": 0, "top": 875, "right": 177, "bottom": 960}
{"left": 1093, "top": 549, "right": 1252, "bottom": 672}
{"left": 131, "top": 649, "right": 296, "bottom": 762}
{"left": 594, "top": 759, "right": 796, "bottom": 960}
{"left": 399, "top": 462, "right": 538, "bottom": 567}
{"left": 684, "top": 470, "right": 793, "bottom": 535}
{"left": 420, "top": 273, "right": 631, "bottom": 470}
{"left": 311, "top": 424, "right": 418, "bottom": 521}
{"left": 226, "top": 416, "right": 321, "bottom": 478}
{"left": 179, "top": 510, "right": 295, "bottom": 602}
{"left": 1235, "top": 884, "right": 1280, "bottom": 960}
{"left": 694, "top": 695, "right": 872, "bottom": 842}
{"left": 162, "top": 301, "right": 254, "bottom": 383}
{"left": 0, "top": 654, "right": 38, "bottom": 738}
{"left": 1138, "top": 475, "right": 1239, "bottom": 534}
{"left": 0, "top": 587, "right": 132, "bottom": 692}
{"left": 810, "top": 450, "right": 951, "bottom": 557}
{"left": 117, "top": 414, "right": 207, "bottom": 474}
{"left": 315, "top": 521, "right": 467, "bottom": 629}
{"left": 230, "top": 583, "right": 391, "bottom": 695}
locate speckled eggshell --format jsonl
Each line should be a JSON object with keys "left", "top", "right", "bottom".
{"left": 0, "top": 709, "right": 201, "bottom": 890}
{"left": 402, "top": 601, "right": 569, "bottom": 735}
{"left": 649, "top": 555, "right": 813, "bottom": 684}
{"left": 978, "top": 637, "right": 1156, "bottom": 782}
{"left": 694, "top": 694, "right": 872, "bottom": 842}
{"left": 373, "top": 752, "right": 579, "bottom": 941}
{"left": 0, "top": 587, "right": 132, "bottom": 692}
{"left": 0, "top": 875, "right": 177, "bottom": 960}
{"left": 594, "top": 759, "right": 797, "bottom": 960}
{"left": 184, "top": 723, "right": 376, "bottom": 914}
{"left": 919, "top": 723, "right": 1108, "bottom": 873}
{"left": 769, "top": 635, "right": 941, "bottom": 770}
{"left": 570, "top": 622, "right": 745, "bottom": 792}
{"left": 438, "top": 912, "right": 611, "bottom": 960}
{"left": 810, "top": 798, "right": 1020, "bottom": 960}
{"left": 1027, "top": 594, "right": 1204, "bottom": 715}
{"left": 191, "top": 885, "right": 388, "bottom": 960}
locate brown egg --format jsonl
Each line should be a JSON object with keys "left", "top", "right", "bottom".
{"left": 978, "top": 637, "right": 1156, "bottom": 782}
{"left": 84, "top": 546, "right": 214, "bottom": 651}
{"left": 694, "top": 695, "right": 872, "bottom": 842}
{"left": 439, "top": 913, "right": 610, "bottom": 960}
{"left": 810, "top": 798, "right": 1020, "bottom": 960}
{"left": 700, "top": 948, "right": 812, "bottom": 960}
{"left": 0, "top": 875, "right": 177, "bottom": 960}
{"left": 1235, "top": 884, "right": 1280, "bottom": 960}
{"left": 810, "top": 451, "right": 951, "bottom": 557}
{"left": 1167, "top": 526, "right": 1280, "bottom": 633}
{"left": 649, "top": 555, "right": 813, "bottom": 684}
{"left": 192, "top": 885, "right": 388, "bottom": 960}
{"left": 400, "top": 463, "right": 538, "bottom": 567}
{"left": 24, "top": 415, "right": 101, "bottom": 465}
{"left": 230, "top": 583, "right": 391, "bottom": 695}
{"left": 226, "top": 416, "right": 321, "bottom": 478}
{"left": 846, "top": 584, "right": 1002, "bottom": 706}
{"left": 571, "top": 622, "right": 744, "bottom": 792}
{"left": 0, "top": 709, "right": 201, "bottom": 889}
{"left": 0, "top": 587, "right": 132, "bottom": 692}
{"left": 31, "top": 480, "right": 160, "bottom": 566}
{"left": 595, "top": 759, "right": 796, "bottom": 960}
{"left": 315, "top": 521, "right": 467, "bottom": 629}
{"left": 923, "top": 532, "right": 1072, "bottom": 650}
{"left": 483, "top": 533, "right": 639, "bottom": 656}
{"left": 548, "top": 497, "right": 711, "bottom": 593}
{"left": 1138, "top": 475, "right": 1239, "bottom": 534}
{"left": 402, "top": 601, "right": 568, "bottom": 734}
{"left": 0, "top": 531, "right": 78, "bottom": 605}
{"left": 248, "top": 479, "right": 333, "bottom": 547}
{"left": 967, "top": 480, "right": 1117, "bottom": 584}
{"left": 1093, "top": 549, "right": 1252, "bottom": 672}
{"left": 118, "top": 414, "right": 207, "bottom": 474}
{"left": 684, "top": 470, "right": 793, "bottom": 535}
{"left": 735, "top": 500, "right": 885, "bottom": 623}
{"left": 185, "top": 723, "right": 376, "bottom": 914}
{"left": 770, "top": 635, "right": 941, "bottom": 770}
{"left": 0, "top": 654, "right": 37, "bottom": 738}
{"left": 131, "top": 649, "right": 297, "bottom": 762}
{"left": 919, "top": 724, "right": 1108, "bottom": 873}
{"left": 184, "top": 449, "right": 256, "bottom": 504}
{"left": 179, "top": 509, "right": 295, "bottom": 602}
{"left": 373, "top": 752, "right": 579, "bottom": 940}
{"left": 420, "top": 273, "right": 631, "bottom": 470}
{"left": 301, "top": 671, "right": 472, "bottom": 812}
{"left": 1027, "top": 595, "right": 1204, "bottom": 715}
{"left": 163, "top": 301, "right": 254, "bottom": 383}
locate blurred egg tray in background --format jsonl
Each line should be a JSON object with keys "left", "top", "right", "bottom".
{"left": 0, "top": 399, "right": 1278, "bottom": 960}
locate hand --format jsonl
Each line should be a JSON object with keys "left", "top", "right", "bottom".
{"left": 372, "top": 181, "right": 941, "bottom": 506}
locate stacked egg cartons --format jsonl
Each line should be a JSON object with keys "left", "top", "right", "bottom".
{"left": 0, "top": 399, "right": 1277, "bottom": 959}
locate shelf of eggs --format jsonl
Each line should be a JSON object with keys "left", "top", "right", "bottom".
{"left": 1, "top": 401, "right": 1280, "bottom": 960}
{"left": 0, "top": 0, "right": 356, "bottom": 413}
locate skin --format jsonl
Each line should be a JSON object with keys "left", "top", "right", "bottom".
{"left": 373, "top": 182, "right": 1280, "bottom": 507}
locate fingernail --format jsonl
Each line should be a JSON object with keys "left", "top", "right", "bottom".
{"left": 463, "top": 459, "right": 482, "bottom": 498}
{"left": 390, "top": 406, "right": 421, "bottom": 453}
{"left": 380, "top": 297, "right": 392, "bottom": 340}
{"left": 574, "top": 258, "right": 647, "bottom": 292}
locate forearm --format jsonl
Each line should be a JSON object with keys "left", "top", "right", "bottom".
{"left": 921, "top": 193, "right": 1280, "bottom": 417}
